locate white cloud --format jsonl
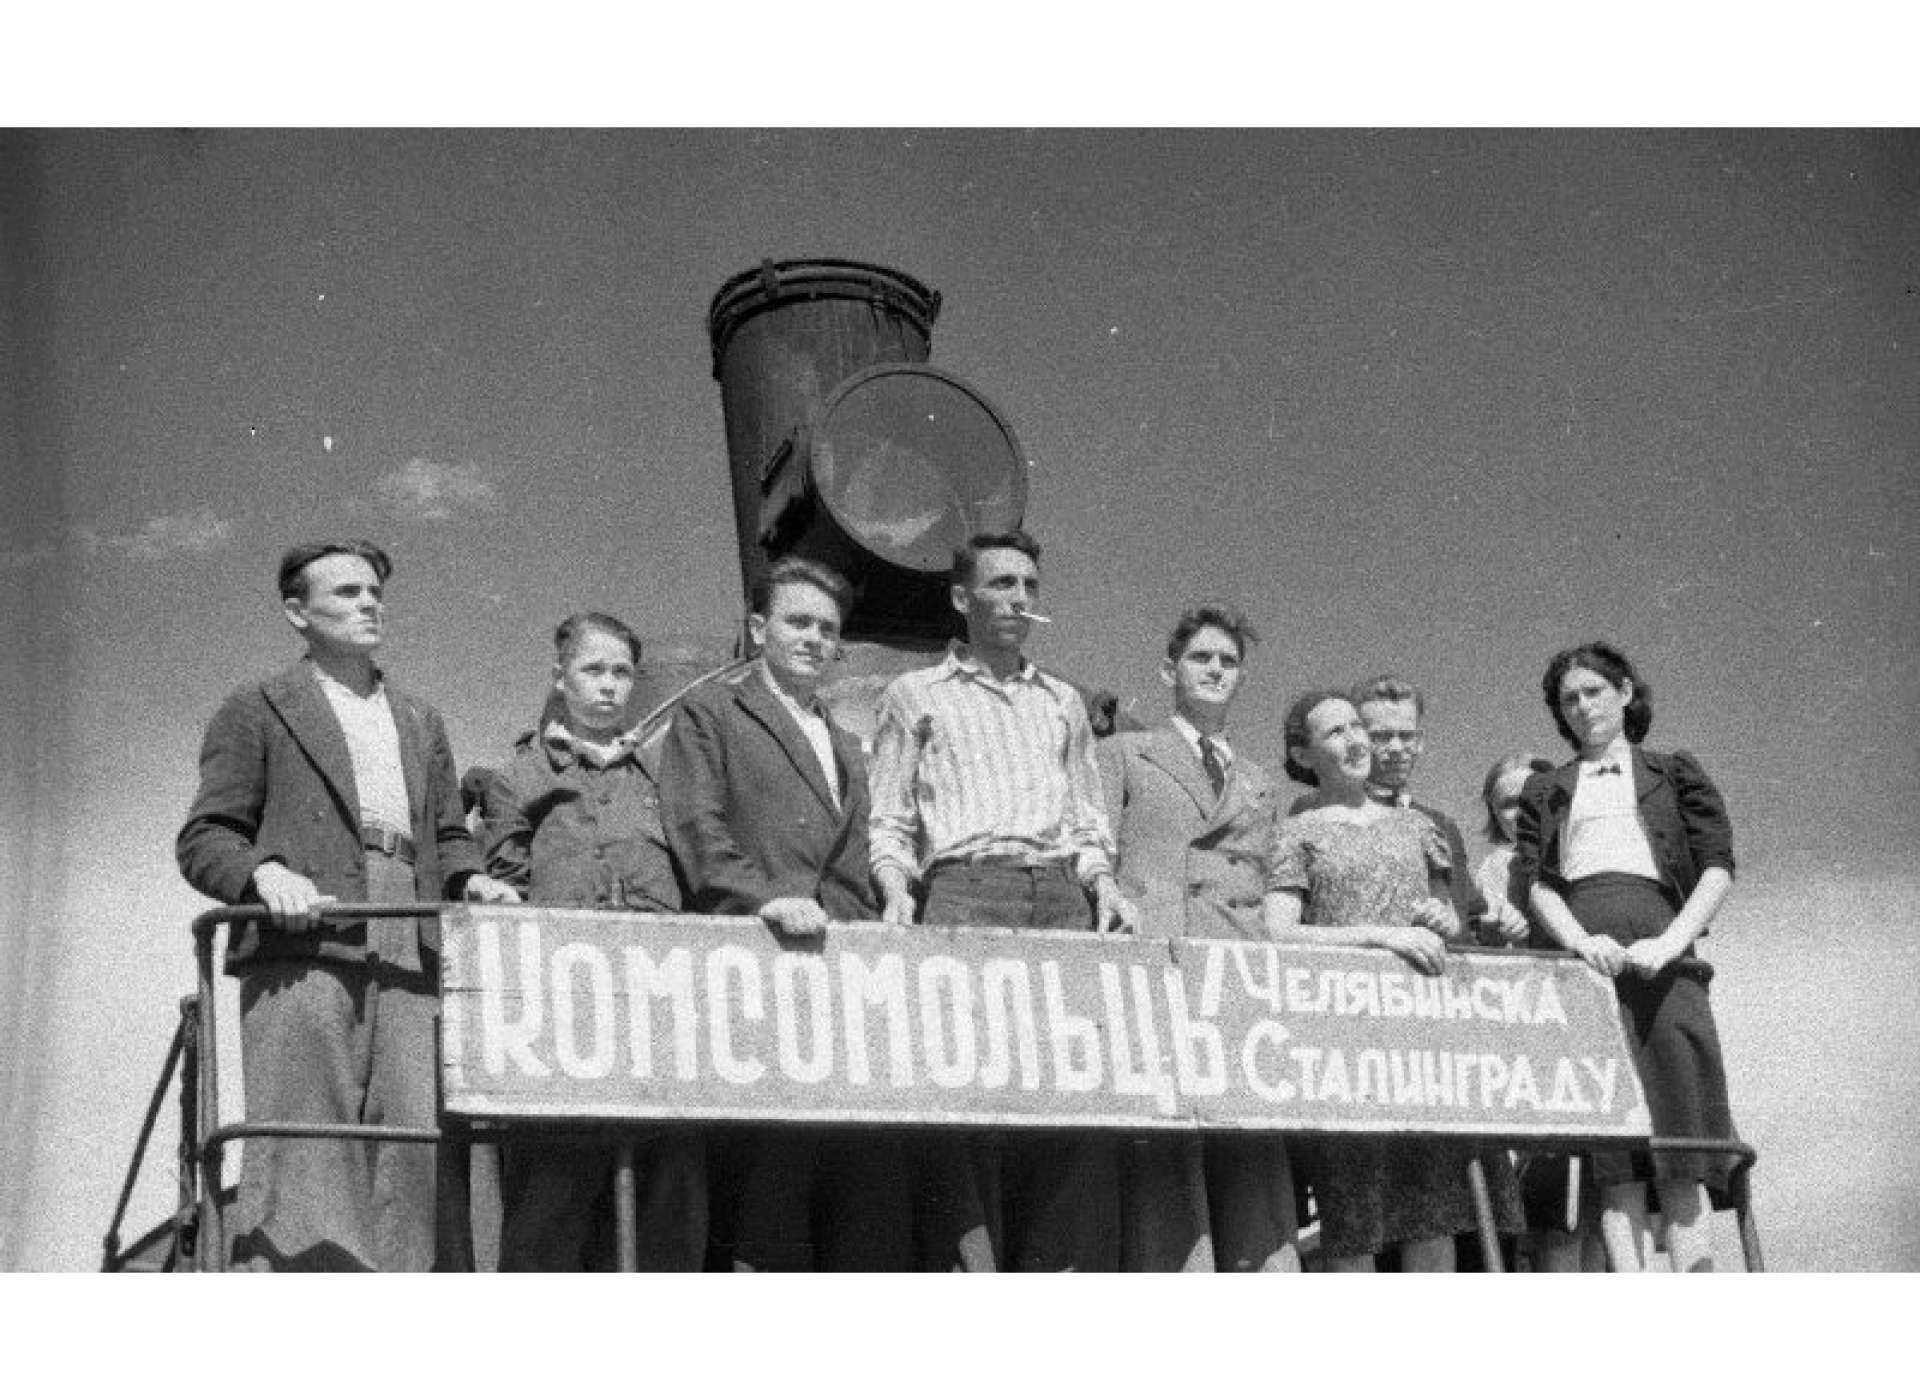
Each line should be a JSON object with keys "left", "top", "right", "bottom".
{"left": 94, "top": 507, "right": 235, "bottom": 561}
{"left": 376, "top": 458, "right": 499, "bottom": 521}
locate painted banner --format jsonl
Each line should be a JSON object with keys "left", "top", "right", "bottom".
{"left": 439, "top": 906, "right": 1650, "bottom": 1139}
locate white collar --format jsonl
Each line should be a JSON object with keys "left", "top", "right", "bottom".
{"left": 1169, "top": 714, "right": 1231, "bottom": 761}
{"left": 944, "top": 641, "right": 1038, "bottom": 687}
{"left": 757, "top": 658, "right": 825, "bottom": 722}
{"left": 1580, "top": 737, "right": 1634, "bottom": 777}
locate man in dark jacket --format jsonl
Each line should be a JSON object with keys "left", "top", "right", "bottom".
{"left": 658, "top": 556, "right": 909, "bottom": 1270}
{"left": 177, "top": 540, "right": 519, "bottom": 1270}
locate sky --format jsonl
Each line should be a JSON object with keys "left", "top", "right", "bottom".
{"left": 1, "top": 121, "right": 1915, "bottom": 1278}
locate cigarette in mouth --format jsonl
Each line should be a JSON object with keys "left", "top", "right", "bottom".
{"left": 1015, "top": 610, "right": 1053, "bottom": 624}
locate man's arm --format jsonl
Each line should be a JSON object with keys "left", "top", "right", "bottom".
{"left": 866, "top": 683, "right": 925, "bottom": 924}
{"left": 177, "top": 688, "right": 337, "bottom": 930}
{"left": 1423, "top": 804, "right": 1486, "bottom": 929}
{"left": 177, "top": 689, "right": 281, "bottom": 905}
{"left": 482, "top": 752, "right": 537, "bottom": 896}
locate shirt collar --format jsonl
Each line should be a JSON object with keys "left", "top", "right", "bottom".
{"left": 309, "top": 659, "right": 385, "bottom": 699}
{"left": 942, "top": 641, "right": 1038, "bottom": 687}
{"left": 542, "top": 716, "right": 640, "bottom": 770}
{"left": 1364, "top": 783, "right": 1412, "bottom": 808}
{"left": 1169, "top": 714, "right": 1231, "bottom": 762}
{"left": 756, "top": 658, "right": 825, "bottom": 722}
{"left": 1579, "top": 736, "right": 1635, "bottom": 777}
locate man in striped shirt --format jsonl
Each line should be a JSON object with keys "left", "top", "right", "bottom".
{"left": 869, "top": 529, "right": 1134, "bottom": 1270}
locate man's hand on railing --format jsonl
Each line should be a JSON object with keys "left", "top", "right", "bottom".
{"left": 250, "top": 862, "right": 338, "bottom": 932}
{"left": 463, "top": 874, "right": 523, "bottom": 905}
{"left": 759, "top": 896, "right": 829, "bottom": 939}
{"left": 1091, "top": 874, "right": 1137, "bottom": 934}
{"left": 875, "top": 868, "right": 917, "bottom": 926}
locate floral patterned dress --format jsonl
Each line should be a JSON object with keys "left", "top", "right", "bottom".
{"left": 1269, "top": 806, "right": 1524, "bottom": 1259}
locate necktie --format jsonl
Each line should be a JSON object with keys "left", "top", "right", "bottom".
{"left": 1199, "top": 736, "right": 1227, "bottom": 797}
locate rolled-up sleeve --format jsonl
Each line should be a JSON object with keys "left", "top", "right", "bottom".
{"left": 867, "top": 682, "right": 922, "bottom": 884}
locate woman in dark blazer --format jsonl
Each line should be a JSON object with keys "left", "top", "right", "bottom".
{"left": 1513, "top": 641, "right": 1738, "bottom": 1272}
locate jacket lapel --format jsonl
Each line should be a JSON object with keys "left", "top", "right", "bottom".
{"left": 1632, "top": 745, "right": 1666, "bottom": 807}
{"left": 1205, "top": 760, "right": 1267, "bottom": 838}
{"left": 737, "top": 669, "right": 839, "bottom": 814}
{"left": 1543, "top": 762, "right": 1580, "bottom": 863}
{"left": 1139, "top": 725, "right": 1218, "bottom": 819}
{"left": 827, "top": 723, "right": 866, "bottom": 817}
{"left": 262, "top": 662, "right": 360, "bottom": 827}
{"left": 386, "top": 682, "right": 429, "bottom": 835}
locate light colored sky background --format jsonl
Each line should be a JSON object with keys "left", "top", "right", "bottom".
{"left": 2, "top": 117, "right": 1916, "bottom": 1279}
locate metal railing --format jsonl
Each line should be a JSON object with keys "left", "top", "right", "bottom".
{"left": 101, "top": 903, "right": 1764, "bottom": 1272}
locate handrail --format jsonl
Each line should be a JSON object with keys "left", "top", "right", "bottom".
{"left": 100, "top": 1004, "right": 191, "bottom": 1271}
{"left": 191, "top": 902, "right": 450, "bottom": 1270}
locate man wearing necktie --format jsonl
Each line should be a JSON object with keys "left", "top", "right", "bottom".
{"left": 1097, "top": 605, "right": 1299, "bottom": 1271}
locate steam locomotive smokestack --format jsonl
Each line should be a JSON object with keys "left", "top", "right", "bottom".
{"left": 706, "top": 259, "right": 1027, "bottom": 645}
{"left": 707, "top": 260, "right": 940, "bottom": 610}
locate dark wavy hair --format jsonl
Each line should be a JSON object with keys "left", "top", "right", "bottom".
{"left": 1165, "top": 602, "right": 1258, "bottom": 663}
{"left": 1541, "top": 641, "right": 1654, "bottom": 748}
{"left": 1350, "top": 673, "right": 1424, "bottom": 720}
{"left": 276, "top": 539, "right": 391, "bottom": 601}
{"left": 952, "top": 529, "right": 1041, "bottom": 588}
{"left": 1282, "top": 687, "right": 1354, "bottom": 787}
{"left": 751, "top": 556, "right": 854, "bottom": 622}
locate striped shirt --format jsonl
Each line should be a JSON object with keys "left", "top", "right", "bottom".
{"left": 868, "top": 645, "right": 1114, "bottom": 886}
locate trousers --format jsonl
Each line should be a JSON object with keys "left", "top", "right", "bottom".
{"left": 232, "top": 851, "right": 439, "bottom": 1271}
{"left": 498, "top": 1132, "right": 707, "bottom": 1271}
{"left": 915, "top": 863, "right": 1120, "bottom": 1271}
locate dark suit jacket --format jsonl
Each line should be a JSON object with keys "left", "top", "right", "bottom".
{"left": 1097, "top": 724, "right": 1274, "bottom": 941}
{"left": 1411, "top": 798, "right": 1488, "bottom": 929}
{"left": 1513, "top": 745, "right": 1735, "bottom": 914}
{"left": 176, "top": 661, "right": 482, "bottom": 972}
{"left": 658, "top": 667, "right": 878, "bottom": 922}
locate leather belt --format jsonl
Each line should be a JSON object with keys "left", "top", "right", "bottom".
{"left": 927, "top": 853, "right": 1073, "bottom": 877}
{"left": 362, "top": 821, "right": 418, "bottom": 864}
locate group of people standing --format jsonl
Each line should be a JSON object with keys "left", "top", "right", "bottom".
{"left": 176, "top": 531, "right": 1741, "bottom": 1272}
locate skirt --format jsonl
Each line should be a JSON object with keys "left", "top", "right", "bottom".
{"left": 1568, "top": 874, "right": 1738, "bottom": 1200}
{"left": 1302, "top": 1136, "right": 1524, "bottom": 1260}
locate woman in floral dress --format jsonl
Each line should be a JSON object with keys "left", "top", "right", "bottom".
{"left": 1263, "top": 689, "right": 1523, "bottom": 1271}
